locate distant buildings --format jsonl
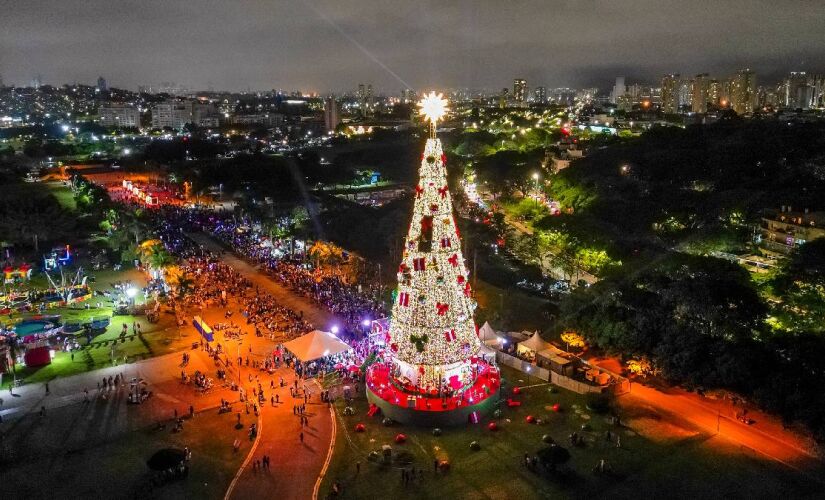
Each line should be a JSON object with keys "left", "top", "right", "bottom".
{"left": 513, "top": 78, "right": 527, "bottom": 103}
{"left": 534, "top": 86, "right": 546, "bottom": 104}
{"left": 324, "top": 96, "right": 340, "bottom": 133}
{"left": 781, "top": 71, "right": 825, "bottom": 110}
{"left": 99, "top": 103, "right": 140, "bottom": 128}
{"left": 692, "top": 73, "right": 710, "bottom": 113}
{"left": 661, "top": 74, "right": 680, "bottom": 114}
{"left": 610, "top": 77, "right": 625, "bottom": 105}
{"left": 357, "top": 83, "right": 374, "bottom": 117}
{"left": 151, "top": 100, "right": 219, "bottom": 129}
{"left": 761, "top": 206, "right": 825, "bottom": 254}
{"left": 96, "top": 76, "right": 108, "bottom": 92}
{"left": 730, "top": 69, "right": 757, "bottom": 115}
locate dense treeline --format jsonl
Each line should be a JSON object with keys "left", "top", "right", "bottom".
{"left": 552, "top": 120, "right": 825, "bottom": 439}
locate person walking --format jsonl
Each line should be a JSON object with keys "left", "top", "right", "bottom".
{"left": 45, "top": 382, "right": 50, "bottom": 395}
{"left": 300, "top": 431, "right": 304, "bottom": 443}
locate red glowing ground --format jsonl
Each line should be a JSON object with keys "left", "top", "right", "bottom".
{"left": 366, "top": 361, "right": 500, "bottom": 412}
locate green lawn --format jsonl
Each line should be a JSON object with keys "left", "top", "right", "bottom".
{"left": 44, "top": 180, "right": 78, "bottom": 212}
{"left": 474, "top": 279, "right": 550, "bottom": 333}
{"left": 1, "top": 402, "right": 245, "bottom": 499}
{"left": 320, "top": 366, "right": 818, "bottom": 499}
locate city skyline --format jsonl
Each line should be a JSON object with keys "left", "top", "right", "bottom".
{"left": 2, "top": 0, "right": 825, "bottom": 92}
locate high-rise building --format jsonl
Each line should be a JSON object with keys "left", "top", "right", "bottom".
{"left": 783, "top": 71, "right": 815, "bottom": 110}
{"left": 661, "top": 74, "right": 680, "bottom": 114}
{"left": 692, "top": 73, "right": 710, "bottom": 113}
{"left": 400, "top": 88, "right": 416, "bottom": 104}
{"left": 96, "top": 76, "right": 108, "bottom": 92}
{"left": 709, "top": 79, "right": 722, "bottom": 106}
{"left": 534, "top": 86, "right": 546, "bottom": 104}
{"left": 99, "top": 103, "right": 140, "bottom": 128}
{"left": 730, "top": 69, "right": 757, "bottom": 115}
{"left": 610, "top": 77, "right": 626, "bottom": 104}
{"left": 324, "top": 96, "right": 340, "bottom": 133}
{"left": 513, "top": 78, "right": 527, "bottom": 103}
{"left": 357, "top": 83, "right": 373, "bottom": 116}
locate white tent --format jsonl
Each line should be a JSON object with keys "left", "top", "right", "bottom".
{"left": 282, "top": 330, "right": 353, "bottom": 363}
{"left": 478, "top": 321, "right": 499, "bottom": 345}
{"left": 517, "top": 332, "right": 552, "bottom": 356}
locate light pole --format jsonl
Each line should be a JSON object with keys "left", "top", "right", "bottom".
{"left": 531, "top": 172, "right": 540, "bottom": 207}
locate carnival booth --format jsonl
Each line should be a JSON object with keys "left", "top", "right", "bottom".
{"left": 3, "top": 264, "right": 33, "bottom": 284}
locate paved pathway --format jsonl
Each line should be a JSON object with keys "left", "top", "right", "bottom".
{"left": 188, "top": 231, "right": 338, "bottom": 499}
{"left": 188, "top": 232, "right": 341, "bottom": 330}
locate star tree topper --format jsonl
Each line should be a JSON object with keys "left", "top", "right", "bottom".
{"left": 418, "top": 91, "right": 448, "bottom": 138}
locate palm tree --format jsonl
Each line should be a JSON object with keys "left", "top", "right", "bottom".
{"left": 173, "top": 273, "right": 195, "bottom": 300}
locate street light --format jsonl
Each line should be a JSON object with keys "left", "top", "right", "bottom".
{"left": 531, "top": 172, "right": 541, "bottom": 207}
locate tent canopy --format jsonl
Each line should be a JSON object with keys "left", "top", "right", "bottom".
{"left": 283, "top": 329, "right": 352, "bottom": 363}
{"left": 517, "top": 332, "right": 552, "bottom": 355}
{"left": 478, "top": 322, "right": 498, "bottom": 343}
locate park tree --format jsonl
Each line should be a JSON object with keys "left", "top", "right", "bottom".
{"left": 772, "top": 238, "right": 825, "bottom": 333}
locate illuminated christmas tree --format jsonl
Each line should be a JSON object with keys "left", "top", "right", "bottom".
{"left": 387, "top": 92, "right": 481, "bottom": 390}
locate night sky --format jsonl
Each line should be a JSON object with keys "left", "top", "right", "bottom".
{"left": 1, "top": 0, "right": 824, "bottom": 92}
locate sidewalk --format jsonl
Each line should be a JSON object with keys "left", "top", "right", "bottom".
{"left": 226, "top": 371, "right": 333, "bottom": 500}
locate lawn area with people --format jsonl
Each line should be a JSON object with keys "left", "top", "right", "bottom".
{"left": 320, "top": 366, "right": 817, "bottom": 499}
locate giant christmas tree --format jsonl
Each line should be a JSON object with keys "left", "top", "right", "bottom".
{"left": 387, "top": 92, "right": 481, "bottom": 391}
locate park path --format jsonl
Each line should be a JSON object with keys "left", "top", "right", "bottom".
{"left": 187, "top": 232, "right": 340, "bottom": 330}
{"left": 0, "top": 347, "right": 230, "bottom": 423}
{"left": 225, "top": 373, "right": 333, "bottom": 500}
{"left": 188, "top": 231, "right": 337, "bottom": 499}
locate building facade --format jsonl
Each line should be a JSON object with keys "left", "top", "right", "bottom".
{"left": 99, "top": 103, "right": 140, "bottom": 128}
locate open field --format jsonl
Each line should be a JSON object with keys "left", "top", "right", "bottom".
{"left": 0, "top": 377, "right": 246, "bottom": 500}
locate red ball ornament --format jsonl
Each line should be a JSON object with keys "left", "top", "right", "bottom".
{"left": 355, "top": 423, "right": 366, "bottom": 432}
{"left": 525, "top": 415, "right": 536, "bottom": 424}
{"left": 390, "top": 343, "right": 398, "bottom": 352}
{"left": 552, "top": 403, "right": 561, "bottom": 412}
{"left": 512, "top": 387, "right": 521, "bottom": 395}
{"left": 487, "top": 422, "right": 498, "bottom": 431}
{"left": 419, "top": 366, "right": 425, "bottom": 374}
{"left": 395, "top": 433, "right": 407, "bottom": 443}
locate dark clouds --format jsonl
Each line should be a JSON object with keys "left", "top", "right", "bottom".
{"left": 1, "top": 0, "right": 823, "bottom": 92}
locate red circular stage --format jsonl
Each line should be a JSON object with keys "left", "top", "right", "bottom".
{"left": 365, "top": 360, "right": 501, "bottom": 426}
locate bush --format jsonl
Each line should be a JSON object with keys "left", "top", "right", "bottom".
{"left": 585, "top": 393, "right": 612, "bottom": 414}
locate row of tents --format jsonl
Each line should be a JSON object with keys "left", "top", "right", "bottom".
{"left": 478, "top": 321, "right": 577, "bottom": 376}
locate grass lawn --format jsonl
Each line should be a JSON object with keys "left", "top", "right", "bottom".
{"left": 0, "top": 402, "right": 245, "bottom": 499}
{"left": 320, "top": 366, "right": 817, "bottom": 499}
{"left": 44, "top": 180, "right": 78, "bottom": 212}
{"left": 474, "top": 279, "right": 550, "bottom": 333}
